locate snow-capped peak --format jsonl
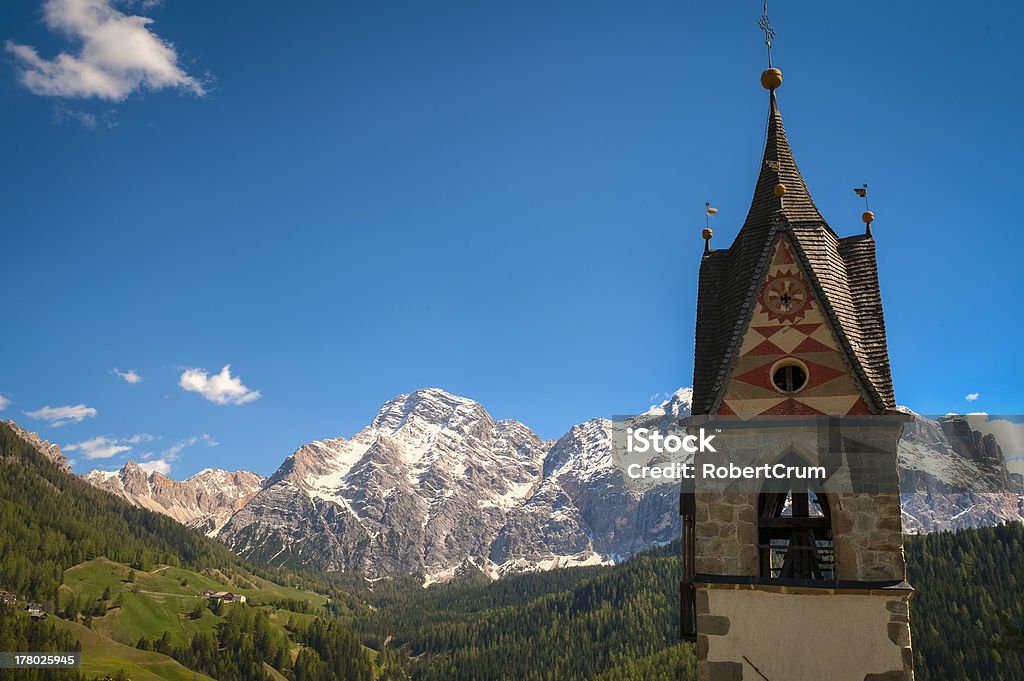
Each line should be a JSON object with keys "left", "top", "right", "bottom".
{"left": 644, "top": 387, "right": 694, "bottom": 418}
{"left": 370, "top": 387, "right": 490, "bottom": 435}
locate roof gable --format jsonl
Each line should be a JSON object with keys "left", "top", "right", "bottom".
{"left": 709, "top": 232, "right": 883, "bottom": 417}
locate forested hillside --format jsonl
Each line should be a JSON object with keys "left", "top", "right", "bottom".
{"left": 0, "top": 605, "right": 85, "bottom": 681}
{"left": 908, "top": 523, "right": 1024, "bottom": 680}
{"left": 352, "top": 542, "right": 697, "bottom": 681}
{"left": 0, "top": 423, "right": 245, "bottom": 609}
{"left": 0, "top": 421, "right": 402, "bottom": 681}
{"left": 354, "top": 526, "right": 1024, "bottom": 681}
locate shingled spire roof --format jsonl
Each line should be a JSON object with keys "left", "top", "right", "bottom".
{"left": 748, "top": 91, "right": 825, "bottom": 226}
{"left": 691, "top": 89, "right": 896, "bottom": 415}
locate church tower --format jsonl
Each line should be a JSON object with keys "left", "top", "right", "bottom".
{"left": 680, "top": 12, "right": 915, "bottom": 681}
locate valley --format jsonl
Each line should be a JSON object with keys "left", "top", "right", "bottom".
{"left": 3, "top": 402, "right": 1023, "bottom": 680}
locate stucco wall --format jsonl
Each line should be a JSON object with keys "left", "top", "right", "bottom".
{"left": 696, "top": 586, "right": 913, "bottom": 681}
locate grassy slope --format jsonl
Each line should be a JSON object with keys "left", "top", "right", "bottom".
{"left": 50, "top": 618, "right": 216, "bottom": 681}
{"left": 37, "top": 557, "right": 405, "bottom": 681}
{"left": 61, "top": 558, "right": 329, "bottom": 650}
{"left": 55, "top": 557, "right": 406, "bottom": 681}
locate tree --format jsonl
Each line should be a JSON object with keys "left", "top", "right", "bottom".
{"left": 155, "top": 630, "right": 172, "bottom": 655}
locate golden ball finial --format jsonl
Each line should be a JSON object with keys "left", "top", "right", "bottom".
{"left": 702, "top": 227, "right": 713, "bottom": 241}
{"left": 761, "top": 67, "right": 783, "bottom": 90}
{"left": 862, "top": 210, "right": 875, "bottom": 224}
{"left": 773, "top": 183, "right": 787, "bottom": 197}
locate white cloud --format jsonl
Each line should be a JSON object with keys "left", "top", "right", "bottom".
{"left": 69, "top": 431, "right": 211, "bottom": 469}
{"left": 965, "top": 392, "right": 980, "bottom": 402}
{"left": 112, "top": 367, "right": 143, "bottom": 384}
{"left": 163, "top": 433, "right": 217, "bottom": 458}
{"left": 64, "top": 432, "right": 152, "bottom": 460}
{"left": 5, "top": 0, "right": 205, "bottom": 101}
{"left": 138, "top": 458, "right": 170, "bottom": 475}
{"left": 139, "top": 433, "right": 216, "bottom": 463}
{"left": 125, "top": 433, "right": 155, "bottom": 444}
{"left": 51, "top": 101, "right": 118, "bottom": 129}
{"left": 25, "top": 403, "right": 97, "bottom": 426}
{"left": 64, "top": 435, "right": 131, "bottom": 459}
{"left": 179, "top": 365, "right": 261, "bottom": 405}
{"left": 53, "top": 104, "right": 96, "bottom": 128}
{"left": 0, "top": 394, "right": 9, "bottom": 411}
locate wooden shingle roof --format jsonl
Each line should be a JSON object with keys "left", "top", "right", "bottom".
{"left": 691, "top": 92, "right": 896, "bottom": 415}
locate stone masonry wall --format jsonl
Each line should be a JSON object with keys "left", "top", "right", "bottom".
{"left": 688, "top": 418, "right": 906, "bottom": 582}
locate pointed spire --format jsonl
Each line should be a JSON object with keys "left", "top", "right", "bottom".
{"left": 741, "top": 91, "right": 825, "bottom": 230}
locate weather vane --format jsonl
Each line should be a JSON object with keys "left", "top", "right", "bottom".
{"left": 759, "top": 1, "right": 776, "bottom": 68}
{"left": 702, "top": 202, "right": 718, "bottom": 253}
{"left": 854, "top": 184, "right": 875, "bottom": 235}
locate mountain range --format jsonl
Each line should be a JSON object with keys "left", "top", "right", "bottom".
{"left": 65, "top": 388, "right": 1023, "bottom": 583}
{"left": 82, "top": 462, "right": 264, "bottom": 534}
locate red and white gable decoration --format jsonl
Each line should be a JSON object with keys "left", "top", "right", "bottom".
{"left": 717, "top": 238, "right": 873, "bottom": 419}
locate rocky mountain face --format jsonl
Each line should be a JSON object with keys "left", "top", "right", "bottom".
{"left": 215, "top": 389, "right": 691, "bottom": 581}
{"left": 898, "top": 412, "right": 1023, "bottom": 533}
{"left": 75, "top": 388, "right": 1024, "bottom": 582}
{"left": 4, "top": 419, "right": 71, "bottom": 473}
{"left": 82, "top": 461, "right": 264, "bottom": 535}
{"left": 217, "top": 389, "right": 581, "bottom": 582}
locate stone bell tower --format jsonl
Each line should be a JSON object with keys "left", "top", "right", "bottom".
{"left": 679, "top": 15, "right": 915, "bottom": 681}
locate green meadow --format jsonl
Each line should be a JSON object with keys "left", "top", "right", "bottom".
{"left": 54, "top": 557, "right": 334, "bottom": 679}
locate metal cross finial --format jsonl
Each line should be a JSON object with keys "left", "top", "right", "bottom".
{"left": 759, "top": 1, "right": 776, "bottom": 68}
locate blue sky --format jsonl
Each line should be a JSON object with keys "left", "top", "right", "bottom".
{"left": 1, "top": 1, "right": 1022, "bottom": 478}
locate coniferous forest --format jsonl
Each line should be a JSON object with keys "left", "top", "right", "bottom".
{"left": 344, "top": 527, "right": 1024, "bottom": 681}
{"left": 351, "top": 542, "right": 695, "bottom": 681}
{"left": 0, "top": 605, "right": 85, "bottom": 681}
{"left": 907, "top": 523, "right": 1024, "bottom": 680}
{"left": 1, "top": 421, "right": 1023, "bottom": 680}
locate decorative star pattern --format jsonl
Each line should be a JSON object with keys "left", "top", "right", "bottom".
{"left": 718, "top": 239, "right": 874, "bottom": 419}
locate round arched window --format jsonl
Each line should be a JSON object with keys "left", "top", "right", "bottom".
{"left": 771, "top": 359, "right": 808, "bottom": 394}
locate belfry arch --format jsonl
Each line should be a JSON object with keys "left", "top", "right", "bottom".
{"left": 756, "top": 451, "right": 834, "bottom": 581}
